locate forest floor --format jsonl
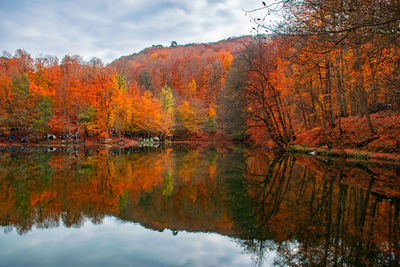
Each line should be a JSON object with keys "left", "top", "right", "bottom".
{"left": 290, "top": 111, "right": 400, "bottom": 162}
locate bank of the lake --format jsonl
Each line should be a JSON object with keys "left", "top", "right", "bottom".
{"left": 289, "top": 145, "right": 400, "bottom": 163}
{"left": 1, "top": 139, "right": 400, "bottom": 164}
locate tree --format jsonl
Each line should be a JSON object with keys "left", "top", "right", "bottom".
{"left": 203, "top": 105, "right": 218, "bottom": 134}
{"left": 187, "top": 79, "right": 197, "bottom": 99}
{"left": 30, "top": 96, "right": 52, "bottom": 136}
{"left": 236, "top": 38, "right": 295, "bottom": 150}
{"left": 110, "top": 74, "right": 131, "bottom": 136}
{"left": 138, "top": 69, "right": 153, "bottom": 92}
{"left": 140, "top": 91, "right": 163, "bottom": 136}
{"left": 115, "top": 73, "right": 128, "bottom": 91}
{"left": 250, "top": 0, "right": 400, "bottom": 45}
{"left": 78, "top": 106, "right": 95, "bottom": 142}
{"left": 160, "top": 85, "right": 175, "bottom": 138}
{"left": 249, "top": 0, "right": 400, "bottom": 136}
{"left": 9, "top": 73, "right": 30, "bottom": 129}
{"left": 175, "top": 100, "right": 200, "bottom": 137}
{"left": 160, "top": 85, "right": 174, "bottom": 113}
{"left": 220, "top": 57, "right": 248, "bottom": 140}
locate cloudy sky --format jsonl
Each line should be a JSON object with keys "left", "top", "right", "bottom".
{"left": 0, "top": 217, "right": 277, "bottom": 266}
{"left": 0, "top": 0, "right": 263, "bottom": 63}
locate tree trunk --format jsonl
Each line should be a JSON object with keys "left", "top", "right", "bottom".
{"left": 336, "top": 51, "right": 348, "bottom": 117}
{"left": 325, "top": 58, "right": 334, "bottom": 127}
{"left": 353, "top": 47, "right": 376, "bottom": 135}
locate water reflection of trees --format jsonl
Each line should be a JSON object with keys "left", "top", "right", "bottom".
{"left": 0, "top": 146, "right": 398, "bottom": 266}
{"left": 0, "top": 146, "right": 168, "bottom": 234}
{"left": 230, "top": 151, "right": 400, "bottom": 266}
{"left": 0, "top": 146, "right": 227, "bottom": 235}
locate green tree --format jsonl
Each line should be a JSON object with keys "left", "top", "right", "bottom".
{"left": 31, "top": 96, "right": 52, "bottom": 135}
{"left": 160, "top": 85, "right": 175, "bottom": 138}
{"left": 220, "top": 57, "right": 247, "bottom": 140}
{"left": 9, "top": 74, "right": 30, "bottom": 128}
{"left": 77, "top": 106, "right": 96, "bottom": 142}
{"left": 115, "top": 73, "right": 127, "bottom": 91}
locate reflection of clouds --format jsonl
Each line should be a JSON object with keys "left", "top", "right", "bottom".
{"left": 0, "top": 216, "right": 275, "bottom": 266}
{"left": 0, "top": 0, "right": 260, "bottom": 63}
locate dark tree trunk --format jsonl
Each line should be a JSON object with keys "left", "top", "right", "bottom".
{"left": 353, "top": 47, "right": 376, "bottom": 136}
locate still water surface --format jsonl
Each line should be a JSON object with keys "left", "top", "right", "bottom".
{"left": 0, "top": 145, "right": 399, "bottom": 266}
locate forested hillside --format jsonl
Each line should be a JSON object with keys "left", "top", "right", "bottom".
{"left": 0, "top": 37, "right": 251, "bottom": 140}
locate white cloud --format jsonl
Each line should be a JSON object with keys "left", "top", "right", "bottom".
{"left": 0, "top": 217, "right": 276, "bottom": 266}
{"left": 0, "top": 0, "right": 261, "bottom": 63}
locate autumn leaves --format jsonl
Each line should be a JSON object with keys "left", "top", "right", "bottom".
{"left": 0, "top": 43, "right": 236, "bottom": 140}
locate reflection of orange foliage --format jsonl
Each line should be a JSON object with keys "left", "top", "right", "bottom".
{"left": 208, "top": 163, "right": 216, "bottom": 177}
{"left": 30, "top": 191, "right": 57, "bottom": 207}
{"left": 0, "top": 147, "right": 398, "bottom": 265}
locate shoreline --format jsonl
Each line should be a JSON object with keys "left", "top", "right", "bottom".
{"left": 289, "top": 145, "right": 400, "bottom": 163}
{"left": 1, "top": 140, "right": 400, "bottom": 164}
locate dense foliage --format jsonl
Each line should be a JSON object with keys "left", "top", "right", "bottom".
{"left": 0, "top": 37, "right": 248, "bottom": 139}
{"left": 1, "top": 1, "right": 399, "bottom": 152}
{"left": 224, "top": 0, "right": 400, "bottom": 150}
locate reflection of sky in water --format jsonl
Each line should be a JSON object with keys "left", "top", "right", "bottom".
{"left": 0, "top": 216, "right": 276, "bottom": 266}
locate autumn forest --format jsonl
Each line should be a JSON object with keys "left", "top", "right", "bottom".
{"left": 1, "top": 1, "right": 400, "bottom": 156}
{"left": 1, "top": 1, "right": 400, "bottom": 266}
{"left": 0, "top": 0, "right": 400, "bottom": 157}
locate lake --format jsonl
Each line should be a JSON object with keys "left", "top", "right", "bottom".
{"left": 0, "top": 145, "right": 399, "bottom": 266}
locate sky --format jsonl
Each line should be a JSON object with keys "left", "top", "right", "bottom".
{"left": 0, "top": 217, "right": 277, "bottom": 266}
{"left": 0, "top": 0, "right": 263, "bottom": 63}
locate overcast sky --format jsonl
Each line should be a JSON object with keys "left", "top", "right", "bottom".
{"left": 0, "top": 0, "right": 263, "bottom": 63}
